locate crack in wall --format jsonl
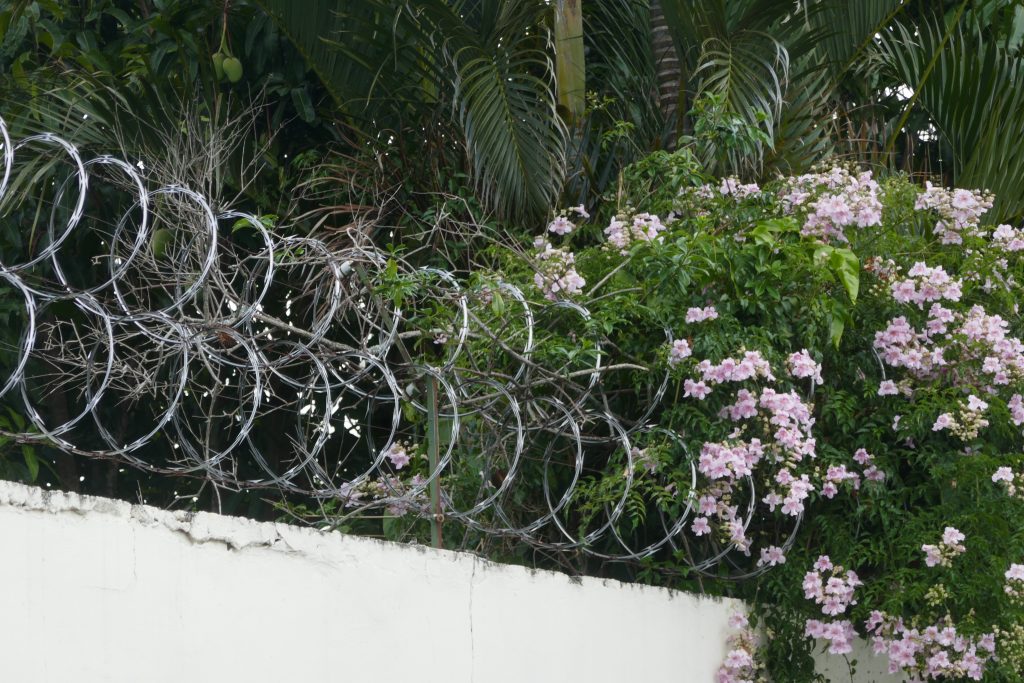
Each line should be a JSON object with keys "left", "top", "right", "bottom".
{"left": 469, "top": 557, "right": 477, "bottom": 683}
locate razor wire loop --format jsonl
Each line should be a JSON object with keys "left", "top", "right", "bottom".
{"left": 0, "top": 122, "right": 802, "bottom": 577}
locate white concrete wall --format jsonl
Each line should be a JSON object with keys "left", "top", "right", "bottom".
{"left": 0, "top": 481, "right": 905, "bottom": 682}
{"left": 0, "top": 481, "right": 742, "bottom": 683}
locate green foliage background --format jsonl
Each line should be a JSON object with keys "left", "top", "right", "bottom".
{"left": 2, "top": 1, "right": 1024, "bottom": 680}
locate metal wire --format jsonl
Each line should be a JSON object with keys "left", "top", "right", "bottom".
{"left": 0, "top": 118, "right": 801, "bottom": 577}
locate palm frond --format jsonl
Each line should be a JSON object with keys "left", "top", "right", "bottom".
{"left": 256, "top": 0, "right": 566, "bottom": 222}
{"left": 877, "top": 15, "right": 1024, "bottom": 220}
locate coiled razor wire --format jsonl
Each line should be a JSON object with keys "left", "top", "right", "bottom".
{"left": 0, "top": 118, "right": 801, "bottom": 578}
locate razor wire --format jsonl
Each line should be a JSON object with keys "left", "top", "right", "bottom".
{"left": 0, "top": 118, "right": 802, "bottom": 578}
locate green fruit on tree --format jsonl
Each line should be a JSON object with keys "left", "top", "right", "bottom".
{"left": 223, "top": 57, "right": 243, "bottom": 83}
{"left": 151, "top": 228, "right": 173, "bottom": 259}
{"left": 212, "top": 52, "right": 226, "bottom": 81}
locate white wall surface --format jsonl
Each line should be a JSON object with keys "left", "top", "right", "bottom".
{"left": 0, "top": 481, "right": 904, "bottom": 683}
{"left": 0, "top": 481, "right": 742, "bottom": 683}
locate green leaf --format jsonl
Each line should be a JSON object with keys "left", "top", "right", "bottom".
{"left": 829, "top": 247, "right": 860, "bottom": 304}
{"left": 22, "top": 445, "right": 38, "bottom": 482}
{"left": 490, "top": 290, "right": 505, "bottom": 316}
{"left": 234, "top": 214, "right": 277, "bottom": 233}
{"left": 829, "top": 313, "right": 845, "bottom": 349}
{"left": 290, "top": 86, "right": 315, "bottom": 123}
{"left": 750, "top": 217, "right": 799, "bottom": 246}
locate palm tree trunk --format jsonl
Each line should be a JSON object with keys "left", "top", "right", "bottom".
{"left": 555, "top": 0, "right": 586, "bottom": 123}
{"left": 650, "top": 0, "right": 681, "bottom": 145}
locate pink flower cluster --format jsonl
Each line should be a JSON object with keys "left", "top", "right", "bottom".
{"left": 1011, "top": 394, "right": 1024, "bottom": 425}
{"left": 778, "top": 167, "right": 883, "bottom": 243}
{"left": 875, "top": 267, "right": 1024, "bottom": 437}
{"left": 678, "top": 347, "right": 824, "bottom": 555}
{"left": 803, "top": 555, "right": 862, "bottom": 654}
{"left": 686, "top": 305, "right": 719, "bottom": 323}
{"left": 992, "top": 465, "right": 1021, "bottom": 496}
{"left": 1005, "top": 563, "right": 1024, "bottom": 604}
{"left": 820, "top": 449, "right": 886, "bottom": 499}
{"left": 866, "top": 612, "right": 995, "bottom": 680}
{"left": 631, "top": 446, "right": 658, "bottom": 475}
{"left": 914, "top": 182, "right": 993, "bottom": 245}
{"left": 787, "top": 349, "right": 823, "bottom": 385}
{"left": 532, "top": 237, "right": 586, "bottom": 301}
{"left": 668, "top": 338, "right": 692, "bottom": 367}
{"left": 991, "top": 223, "right": 1024, "bottom": 252}
{"left": 546, "top": 206, "right": 589, "bottom": 235}
{"left": 719, "top": 177, "right": 761, "bottom": 199}
{"left": 877, "top": 379, "right": 904, "bottom": 396}
{"left": 889, "top": 262, "right": 963, "bottom": 308}
{"left": 856, "top": 448, "right": 887, "bottom": 484}
{"left": 931, "top": 394, "right": 990, "bottom": 439}
{"left": 374, "top": 474, "right": 428, "bottom": 516}
{"left": 804, "top": 555, "right": 862, "bottom": 616}
{"left": 603, "top": 212, "right": 666, "bottom": 254}
{"left": 699, "top": 440, "right": 762, "bottom": 481}
{"left": 874, "top": 315, "right": 944, "bottom": 376}
{"left": 682, "top": 350, "right": 776, "bottom": 402}
{"left": 716, "top": 613, "right": 763, "bottom": 683}
{"left": 922, "top": 527, "right": 966, "bottom": 568}
{"left": 697, "top": 350, "right": 775, "bottom": 388}
{"left": 339, "top": 472, "right": 427, "bottom": 516}
{"left": 806, "top": 619, "right": 858, "bottom": 656}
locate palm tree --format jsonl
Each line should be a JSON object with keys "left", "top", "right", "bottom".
{"left": 254, "top": 0, "right": 567, "bottom": 224}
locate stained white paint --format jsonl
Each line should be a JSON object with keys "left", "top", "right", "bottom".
{"left": 0, "top": 481, "right": 905, "bottom": 682}
{"left": 0, "top": 481, "right": 741, "bottom": 683}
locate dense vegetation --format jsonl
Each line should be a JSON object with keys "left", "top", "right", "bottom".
{"left": 3, "top": 0, "right": 1024, "bottom": 680}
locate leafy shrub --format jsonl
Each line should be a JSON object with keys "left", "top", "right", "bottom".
{"left": 486, "top": 160, "right": 1024, "bottom": 681}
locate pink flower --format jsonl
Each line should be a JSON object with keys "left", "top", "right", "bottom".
{"left": 723, "top": 648, "right": 752, "bottom": 669}
{"left": 603, "top": 213, "right": 665, "bottom": 253}
{"left": 1005, "top": 563, "right": 1024, "bottom": 581}
{"left": 992, "top": 467, "right": 1014, "bottom": 483}
{"left": 966, "top": 394, "right": 989, "bottom": 412}
{"left": 788, "top": 349, "right": 823, "bottom": 385}
{"left": 684, "top": 379, "right": 712, "bottom": 400}
{"left": 547, "top": 215, "right": 574, "bottom": 235}
{"left": 699, "top": 495, "right": 718, "bottom": 516}
{"left": 685, "top": 306, "right": 719, "bottom": 323}
{"left": 942, "top": 526, "right": 965, "bottom": 546}
{"left": 1010, "top": 395, "right": 1024, "bottom": 425}
{"left": 864, "top": 466, "right": 886, "bottom": 482}
{"left": 781, "top": 497, "right": 803, "bottom": 516}
{"left": 932, "top": 413, "right": 954, "bottom": 431}
{"left": 383, "top": 443, "right": 411, "bottom": 469}
{"left": 691, "top": 516, "right": 711, "bottom": 536}
{"left": 728, "top": 612, "right": 749, "bottom": 629}
{"left": 668, "top": 339, "right": 692, "bottom": 366}
{"left": 877, "top": 380, "right": 899, "bottom": 396}
{"left": 758, "top": 545, "right": 787, "bottom": 567}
